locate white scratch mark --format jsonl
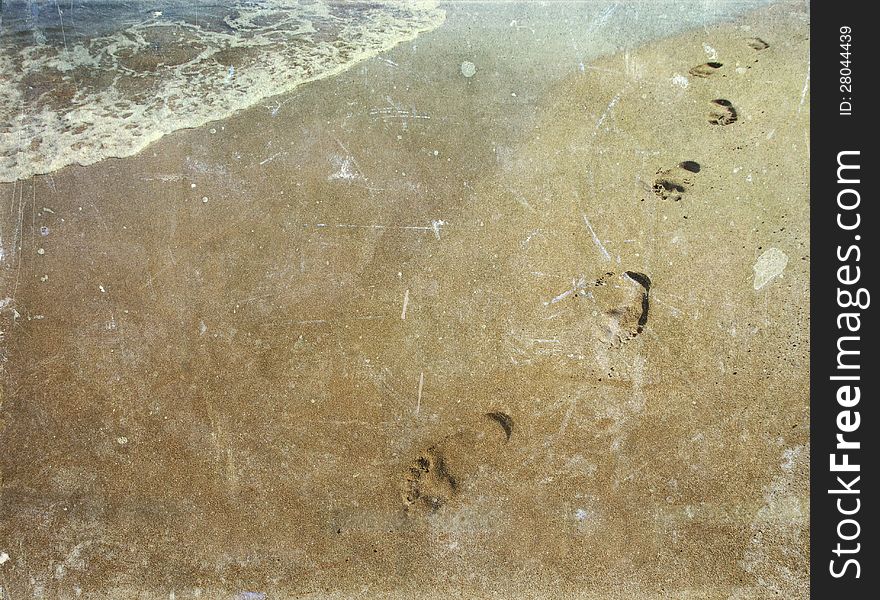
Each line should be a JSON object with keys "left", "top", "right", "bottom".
{"left": 431, "top": 219, "right": 447, "bottom": 240}
{"left": 306, "top": 221, "right": 446, "bottom": 236}
{"left": 594, "top": 93, "right": 621, "bottom": 130}
{"left": 547, "top": 289, "right": 573, "bottom": 306}
{"left": 329, "top": 137, "right": 367, "bottom": 182}
{"left": 582, "top": 213, "right": 611, "bottom": 261}
{"left": 328, "top": 155, "right": 362, "bottom": 181}
{"left": 266, "top": 95, "right": 298, "bottom": 116}
{"left": 544, "top": 276, "right": 588, "bottom": 306}
{"left": 416, "top": 371, "right": 424, "bottom": 416}
{"left": 586, "top": 4, "right": 619, "bottom": 33}
{"left": 798, "top": 60, "right": 810, "bottom": 112}
{"left": 369, "top": 107, "right": 431, "bottom": 126}
{"left": 557, "top": 398, "right": 576, "bottom": 438}
{"left": 401, "top": 289, "right": 410, "bottom": 320}
{"left": 259, "top": 152, "right": 282, "bottom": 166}
{"left": 521, "top": 229, "right": 543, "bottom": 248}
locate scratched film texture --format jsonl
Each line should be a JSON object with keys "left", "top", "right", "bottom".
{"left": 0, "top": 1, "right": 809, "bottom": 598}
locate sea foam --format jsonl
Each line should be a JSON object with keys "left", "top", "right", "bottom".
{"left": 0, "top": 0, "right": 446, "bottom": 182}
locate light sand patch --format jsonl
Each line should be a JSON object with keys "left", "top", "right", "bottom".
{"left": 671, "top": 73, "right": 690, "bottom": 88}
{"left": 753, "top": 248, "right": 789, "bottom": 290}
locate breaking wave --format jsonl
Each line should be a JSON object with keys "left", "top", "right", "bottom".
{"left": 0, "top": 0, "right": 446, "bottom": 182}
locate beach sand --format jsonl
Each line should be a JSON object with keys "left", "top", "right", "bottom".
{"left": 0, "top": 2, "right": 809, "bottom": 598}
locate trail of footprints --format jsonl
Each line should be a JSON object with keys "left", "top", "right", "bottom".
{"left": 652, "top": 36, "right": 770, "bottom": 199}
{"left": 688, "top": 37, "right": 769, "bottom": 126}
{"left": 625, "top": 38, "right": 769, "bottom": 348}
{"left": 399, "top": 301, "right": 651, "bottom": 512}
{"left": 402, "top": 37, "right": 773, "bottom": 513}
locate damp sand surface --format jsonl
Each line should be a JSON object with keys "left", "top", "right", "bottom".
{"left": 0, "top": 2, "right": 809, "bottom": 598}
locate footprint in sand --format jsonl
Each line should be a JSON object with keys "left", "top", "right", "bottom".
{"left": 746, "top": 37, "right": 770, "bottom": 51}
{"left": 622, "top": 271, "right": 651, "bottom": 336}
{"left": 403, "top": 448, "right": 458, "bottom": 512}
{"left": 578, "top": 271, "right": 652, "bottom": 346}
{"left": 688, "top": 61, "right": 723, "bottom": 78}
{"left": 708, "top": 99, "right": 738, "bottom": 126}
{"left": 599, "top": 271, "right": 651, "bottom": 344}
{"left": 402, "top": 412, "right": 513, "bottom": 512}
{"left": 652, "top": 160, "right": 701, "bottom": 201}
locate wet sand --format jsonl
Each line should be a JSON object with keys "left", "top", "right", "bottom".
{"left": 0, "top": 2, "right": 809, "bottom": 598}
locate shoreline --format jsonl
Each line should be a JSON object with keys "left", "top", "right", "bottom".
{"left": 0, "top": 0, "right": 780, "bottom": 185}
{"left": 0, "top": 0, "right": 448, "bottom": 183}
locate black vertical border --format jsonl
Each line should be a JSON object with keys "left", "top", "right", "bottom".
{"left": 811, "top": 1, "right": 875, "bottom": 597}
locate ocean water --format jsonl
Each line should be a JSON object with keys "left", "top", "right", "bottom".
{"left": 0, "top": 0, "right": 446, "bottom": 182}
{"left": 0, "top": 0, "right": 777, "bottom": 185}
